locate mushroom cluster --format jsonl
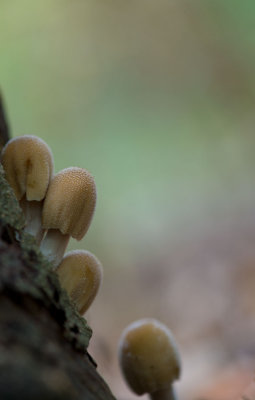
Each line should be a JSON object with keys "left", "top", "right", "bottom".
{"left": 1, "top": 135, "right": 102, "bottom": 315}
{"left": 1, "top": 135, "right": 183, "bottom": 400}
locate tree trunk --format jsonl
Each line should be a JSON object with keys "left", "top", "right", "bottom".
{"left": 0, "top": 93, "right": 10, "bottom": 151}
{"left": 0, "top": 159, "right": 116, "bottom": 399}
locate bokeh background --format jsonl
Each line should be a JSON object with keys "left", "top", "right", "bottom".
{"left": 1, "top": 1, "right": 255, "bottom": 399}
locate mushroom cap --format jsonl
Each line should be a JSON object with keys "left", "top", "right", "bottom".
{"left": 1, "top": 135, "right": 53, "bottom": 201}
{"left": 119, "top": 318, "right": 181, "bottom": 395}
{"left": 42, "top": 167, "right": 96, "bottom": 240}
{"left": 56, "top": 250, "right": 103, "bottom": 314}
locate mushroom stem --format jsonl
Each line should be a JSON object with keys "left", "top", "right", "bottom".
{"left": 40, "top": 229, "right": 69, "bottom": 267}
{"left": 150, "top": 386, "right": 177, "bottom": 400}
{"left": 20, "top": 198, "right": 44, "bottom": 244}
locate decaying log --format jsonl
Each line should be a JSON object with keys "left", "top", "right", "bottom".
{"left": 0, "top": 161, "right": 116, "bottom": 399}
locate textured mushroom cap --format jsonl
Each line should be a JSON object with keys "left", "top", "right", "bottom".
{"left": 42, "top": 167, "right": 96, "bottom": 240}
{"left": 1, "top": 135, "right": 53, "bottom": 201}
{"left": 56, "top": 250, "right": 103, "bottom": 314}
{"left": 119, "top": 318, "right": 181, "bottom": 395}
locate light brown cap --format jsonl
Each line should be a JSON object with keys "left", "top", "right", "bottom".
{"left": 42, "top": 167, "right": 96, "bottom": 240}
{"left": 119, "top": 318, "right": 181, "bottom": 395}
{"left": 56, "top": 250, "right": 103, "bottom": 314}
{"left": 1, "top": 135, "right": 53, "bottom": 201}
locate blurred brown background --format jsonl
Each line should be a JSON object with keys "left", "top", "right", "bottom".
{"left": 1, "top": 1, "right": 255, "bottom": 399}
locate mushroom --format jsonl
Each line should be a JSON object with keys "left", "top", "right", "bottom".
{"left": 1, "top": 135, "right": 54, "bottom": 242}
{"left": 119, "top": 318, "right": 181, "bottom": 400}
{"left": 40, "top": 167, "right": 97, "bottom": 267}
{"left": 56, "top": 250, "right": 103, "bottom": 314}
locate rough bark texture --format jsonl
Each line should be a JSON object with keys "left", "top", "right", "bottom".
{"left": 0, "top": 166, "right": 116, "bottom": 399}
{"left": 0, "top": 93, "right": 10, "bottom": 151}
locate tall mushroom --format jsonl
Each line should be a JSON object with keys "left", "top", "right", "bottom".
{"left": 40, "top": 167, "right": 97, "bottom": 267}
{"left": 119, "top": 318, "right": 181, "bottom": 400}
{"left": 56, "top": 250, "right": 103, "bottom": 315}
{"left": 1, "top": 135, "right": 54, "bottom": 242}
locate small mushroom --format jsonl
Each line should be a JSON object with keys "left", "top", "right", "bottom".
{"left": 56, "top": 250, "right": 103, "bottom": 314}
{"left": 119, "top": 318, "right": 181, "bottom": 400}
{"left": 1, "top": 135, "right": 54, "bottom": 242}
{"left": 40, "top": 167, "right": 96, "bottom": 266}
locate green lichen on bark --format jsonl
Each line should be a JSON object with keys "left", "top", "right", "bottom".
{"left": 0, "top": 164, "right": 25, "bottom": 230}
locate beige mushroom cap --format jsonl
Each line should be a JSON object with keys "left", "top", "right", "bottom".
{"left": 42, "top": 167, "right": 96, "bottom": 240}
{"left": 119, "top": 318, "right": 181, "bottom": 395}
{"left": 56, "top": 250, "right": 103, "bottom": 314}
{"left": 1, "top": 135, "right": 53, "bottom": 201}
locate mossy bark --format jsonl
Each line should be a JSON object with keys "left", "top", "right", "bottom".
{"left": 0, "top": 164, "right": 116, "bottom": 400}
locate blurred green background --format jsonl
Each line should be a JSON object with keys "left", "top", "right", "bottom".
{"left": 1, "top": 1, "right": 255, "bottom": 399}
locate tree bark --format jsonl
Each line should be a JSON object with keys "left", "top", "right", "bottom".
{"left": 0, "top": 92, "right": 10, "bottom": 151}
{"left": 0, "top": 163, "right": 116, "bottom": 399}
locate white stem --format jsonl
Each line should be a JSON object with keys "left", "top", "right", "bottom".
{"left": 150, "top": 386, "right": 177, "bottom": 400}
{"left": 40, "top": 229, "right": 69, "bottom": 268}
{"left": 20, "top": 198, "right": 44, "bottom": 244}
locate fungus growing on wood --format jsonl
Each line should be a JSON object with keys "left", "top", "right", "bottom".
{"left": 1, "top": 135, "right": 53, "bottom": 242}
{"left": 119, "top": 318, "right": 181, "bottom": 400}
{"left": 40, "top": 167, "right": 97, "bottom": 267}
{"left": 56, "top": 250, "right": 103, "bottom": 314}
